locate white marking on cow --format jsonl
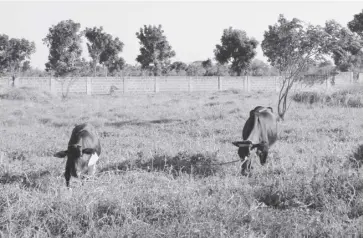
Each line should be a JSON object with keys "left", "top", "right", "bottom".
{"left": 88, "top": 153, "right": 99, "bottom": 166}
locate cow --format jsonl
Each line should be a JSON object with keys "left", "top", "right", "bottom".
{"left": 54, "top": 123, "right": 101, "bottom": 187}
{"left": 232, "top": 106, "right": 277, "bottom": 175}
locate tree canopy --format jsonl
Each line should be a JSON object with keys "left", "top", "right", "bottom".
{"left": 169, "top": 61, "right": 188, "bottom": 75}
{"left": 136, "top": 25, "right": 176, "bottom": 76}
{"left": 43, "top": 19, "right": 83, "bottom": 77}
{"left": 249, "top": 59, "right": 271, "bottom": 76}
{"left": 214, "top": 27, "right": 258, "bottom": 76}
{"left": 0, "top": 34, "right": 36, "bottom": 77}
{"left": 84, "top": 26, "right": 125, "bottom": 76}
{"left": 348, "top": 9, "right": 363, "bottom": 37}
{"left": 323, "top": 20, "right": 363, "bottom": 72}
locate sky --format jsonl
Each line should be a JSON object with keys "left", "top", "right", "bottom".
{"left": 1, "top": 1, "right": 363, "bottom": 70}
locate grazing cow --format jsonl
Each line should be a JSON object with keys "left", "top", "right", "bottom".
{"left": 232, "top": 106, "right": 277, "bottom": 175}
{"left": 54, "top": 123, "right": 101, "bottom": 187}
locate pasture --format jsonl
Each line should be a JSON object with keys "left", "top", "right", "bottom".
{"left": 0, "top": 86, "right": 362, "bottom": 237}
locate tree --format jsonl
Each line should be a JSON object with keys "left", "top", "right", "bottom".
{"left": 136, "top": 25, "right": 176, "bottom": 76}
{"left": 262, "top": 15, "right": 329, "bottom": 120}
{"left": 202, "top": 58, "right": 213, "bottom": 76}
{"left": 0, "top": 34, "right": 36, "bottom": 84}
{"left": 249, "top": 59, "right": 270, "bottom": 76}
{"left": 84, "top": 26, "right": 107, "bottom": 76}
{"left": 214, "top": 63, "right": 230, "bottom": 76}
{"left": 84, "top": 26, "right": 125, "bottom": 76}
{"left": 348, "top": 9, "right": 363, "bottom": 37}
{"left": 0, "top": 34, "right": 8, "bottom": 74}
{"left": 21, "top": 61, "right": 30, "bottom": 72}
{"left": 43, "top": 19, "right": 83, "bottom": 77}
{"left": 186, "top": 61, "right": 206, "bottom": 76}
{"left": 169, "top": 61, "right": 187, "bottom": 75}
{"left": 323, "top": 20, "right": 363, "bottom": 73}
{"left": 214, "top": 27, "right": 258, "bottom": 76}
{"left": 122, "top": 64, "right": 144, "bottom": 77}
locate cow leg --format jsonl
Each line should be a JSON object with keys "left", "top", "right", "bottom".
{"left": 88, "top": 164, "right": 96, "bottom": 176}
{"left": 64, "top": 163, "right": 71, "bottom": 187}
{"left": 241, "top": 157, "right": 252, "bottom": 176}
{"left": 65, "top": 160, "right": 78, "bottom": 187}
{"left": 258, "top": 146, "right": 269, "bottom": 165}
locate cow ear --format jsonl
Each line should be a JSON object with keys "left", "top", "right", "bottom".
{"left": 54, "top": 150, "right": 67, "bottom": 158}
{"left": 82, "top": 148, "right": 96, "bottom": 155}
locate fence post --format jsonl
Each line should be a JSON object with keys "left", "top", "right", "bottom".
{"left": 349, "top": 72, "right": 354, "bottom": 83}
{"left": 358, "top": 73, "right": 363, "bottom": 84}
{"left": 49, "top": 77, "right": 56, "bottom": 94}
{"left": 123, "top": 77, "right": 127, "bottom": 93}
{"left": 218, "top": 76, "right": 222, "bottom": 91}
{"left": 245, "top": 76, "right": 250, "bottom": 92}
{"left": 188, "top": 77, "right": 192, "bottom": 92}
{"left": 154, "top": 77, "right": 159, "bottom": 93}
{"left": 86, "top": 77, "right": 92, "bottom": 95}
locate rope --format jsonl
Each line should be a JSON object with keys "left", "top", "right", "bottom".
{"left": 210, "top": 159, "right": 241, "bottom": 166}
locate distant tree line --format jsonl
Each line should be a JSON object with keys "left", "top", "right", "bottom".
{"left": 1, "top": 10, "right": 363, "bottom": 82}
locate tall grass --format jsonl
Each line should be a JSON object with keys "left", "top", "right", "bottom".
{"left": 0, "top": 87, "right": 362, "bottom": 237}
{"left": 292, "top": 86, "right": 363, "bottom": 108}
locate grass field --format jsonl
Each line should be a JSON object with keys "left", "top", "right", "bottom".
{"left": 0, "top": 86, "right": 362, "bottom": 237}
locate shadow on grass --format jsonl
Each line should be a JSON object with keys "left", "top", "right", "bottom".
{"left": 0, "top": 170, "right": 53, "bottom": 190}
{"left": 100, "top": 151, "right": 219, "bottom": 178}
{"left": 105, "top": 119, "right": 183, "bottom": 128}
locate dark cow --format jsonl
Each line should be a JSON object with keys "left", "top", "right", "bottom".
{"left": 54, "top": 123, "right": 101, "bottom": 187}
{"left": 232, "top": 106, "right": 277, "bottom": 175}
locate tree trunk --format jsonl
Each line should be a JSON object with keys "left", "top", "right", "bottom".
{"left": 11, "top": 67, "right": 16, "bottom": 87}
{"left": 11, "top": 75, "right": 15, "bottom": 87}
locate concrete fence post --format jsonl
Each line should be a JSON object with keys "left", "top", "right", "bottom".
{"left": 49, "top": 77, "right": 57, "bottom": 94}
{"left": 154, "top": 77, "right": 159, "bottom": 93}
{"left": 245, "top": 76, "right": 250, "bottom": 92}
{"left": 358, "top": 73, "right": 363, "bottom": 84}
{"left": 218, "top": 76, "right": 222, "bottom": 91}
{"left": 123, "top": 77, "right": 126, "bottom": 93}
{"left": 350, "top": 72, "right": 354, "bottom": 83}
{"left": 86, "top": 77, "right": 92, "bottom": 95}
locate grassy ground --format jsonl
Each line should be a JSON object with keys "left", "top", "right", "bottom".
{"left": 0, "top": 87, "right": 362, "bottom": 237}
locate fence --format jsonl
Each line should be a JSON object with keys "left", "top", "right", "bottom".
{"left": 0, "top": 72, "right": 360, "bottom": 95}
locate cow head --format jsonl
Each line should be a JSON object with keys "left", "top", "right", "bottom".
{"left": 232, "top": 140, "right": 253, "bottom": 160}
{"left": 54, "top": 145, "right": 97, "bottom": 187}
{"left": 54, "top": 145, "right": 96, "bottom": 161}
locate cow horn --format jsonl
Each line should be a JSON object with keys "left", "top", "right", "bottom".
{"left": 232, "top": 141, "right": 253, "bottom": 147}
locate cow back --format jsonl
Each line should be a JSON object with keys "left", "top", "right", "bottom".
{"left": 242, "top": 107, "right": 277, "bottom": 146}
